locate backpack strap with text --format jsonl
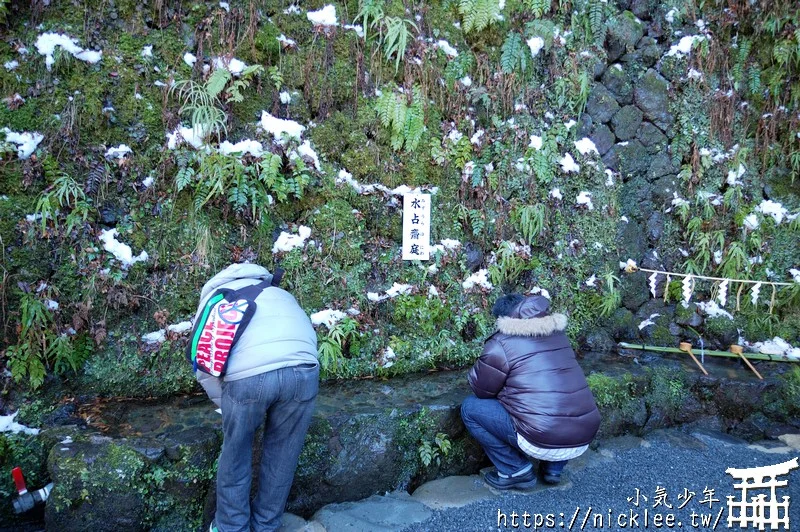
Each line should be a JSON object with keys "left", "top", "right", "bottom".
{"left": 186, "top": 271, "right": 283, "bottom": 377}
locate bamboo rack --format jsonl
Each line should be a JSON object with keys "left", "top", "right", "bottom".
{"left": 618, "top": 342, "right": 797, "bottom": 363}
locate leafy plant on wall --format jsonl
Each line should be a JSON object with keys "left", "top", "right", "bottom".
{"left": 376, "top": 85, "right": 426, "bottom": 152}
{"left": 458, "top": 0, "right": 501, "bottom": 34}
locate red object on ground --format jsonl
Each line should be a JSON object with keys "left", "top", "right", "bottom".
{"left": 12, "top": 467, "right": 27, "bottom": 495}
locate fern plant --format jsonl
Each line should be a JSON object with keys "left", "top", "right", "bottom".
{"left": 376, "top": 85, "right": 425, "bottom": 151}
{"left": 513, "top": 204, "right": 547, "bottom": 243}
{"left": 34, "top": 164, "right": 87, "bottom": 235}
{"left": 458, "top": 0, "right": 500, "bottom": 34}
{"left": 527, "top": 0, "right": 550, "bottom": 18}
{"left": 382, "top": 17, "right": 417, "bottom": 72}
{"left": 587, "top": 0, "right": 607, "bottom": 46}
{"left": 599, "top": 270, "right": 621, "bottom": 317}
{"left": 318, "top": 317, "right": 359, "bottom": 377}
{"left": 170, "top": 62, "right": 262, "bottom": 142}
{"left": 354, "top": 0, "right": 385, "bottom": 41}
{"left": 501, "top": 33, "right": 528, "bottom": 74}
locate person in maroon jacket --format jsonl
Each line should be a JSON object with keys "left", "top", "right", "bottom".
{"left": 461, "top": 293, "right": 601, "bottom": 489}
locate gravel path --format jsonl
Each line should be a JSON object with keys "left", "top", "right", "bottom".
{"left": 402, "top": 429, "right": 800, "bottom": 531}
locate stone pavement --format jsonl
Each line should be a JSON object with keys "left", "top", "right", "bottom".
{"left": 278, "top": 429, "right": 800, "bottom": 532}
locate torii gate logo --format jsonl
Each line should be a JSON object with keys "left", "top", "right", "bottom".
{"left": 726, "top": 457, "right": 798, "bottom": 530}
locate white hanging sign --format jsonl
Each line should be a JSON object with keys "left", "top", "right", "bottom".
{"left": 402, "top": 193, "right": 431, "bottom": 260}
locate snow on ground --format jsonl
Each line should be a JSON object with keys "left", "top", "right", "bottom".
{"left": 748, "top": 337, "right": 800, "bottom": 360}
{"left": 2, "top": 128, "right": 44, "bottom": 159}
{"left": 311, "top": 309, "right": 347, "bottom": 328}
{"left": 436, "top": 40, "right": 458, "bottom": 57}
{"left": 696, "top": 301, "right": 733, "bottom": 320}
{"left": 462, "top": 269, "right": 493, "bottom": 291}
{"left": 273, "top": 226, "right": 311, "bottom": 253}
{"left": 576, "top": 191, "right": 594, "bottom": 210}
{"left": 307, "top": 5, "right": 337, "bottom": 26}
{"left": 368, "top": 283, "right": 413, "bottom": 302}
{"left": 574, "top": 138, "right": 598, "bottom": 155}
{"left": 105, "top": 144, "right": 132, "bottom": 160}
{"left": 35, "top": 32, "right": 102, "bottom": 70}
{"left": 560, "top": 153, "right": 580, "bottom": 173}
{"left": 99, "top": 229, "right": 148, "bottom": 267}
{"left": 142, "top": 330, "right": 166, "bottom": 344}
{"left": 527, "top": 36, "right": 545, "bottom": 57}
{"left": 259, "top": 111, "right": 305, "bottom": 142}
{"left": 219, "top": 139, "right": 264, "bottom": 158}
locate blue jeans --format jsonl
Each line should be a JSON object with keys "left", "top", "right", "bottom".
{"left": 461, "top": 395, "right": 567, "bottom": 477}
{"left": 216, "top": 364, "right": 319, "bottom": 532}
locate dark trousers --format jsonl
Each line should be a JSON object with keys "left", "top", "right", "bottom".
{"left": 461, "top": 395, "right": 567, "bottom": 477}
{"left": 216, "top": 364, "right": 319, "bottom": 532}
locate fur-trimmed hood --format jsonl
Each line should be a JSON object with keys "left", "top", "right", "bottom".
{"left": 496, "top": 313, "right": 568, "bottom": 337}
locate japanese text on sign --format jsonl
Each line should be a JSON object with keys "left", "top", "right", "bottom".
{"left": 402, "top": 193, "right": 430, "bottom": 260}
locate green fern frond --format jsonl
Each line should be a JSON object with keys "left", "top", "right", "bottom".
{"left": 459, "top": 0, "right": 500, "bottom": 34}
{"left": 501, "top": 33, "right": 527, "bottom": 74}
{"left": 206, "top": 68, "right": 232, "bottom": 99}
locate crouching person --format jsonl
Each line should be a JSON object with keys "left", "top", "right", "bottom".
{"left": 193, "top": 264, "right": 319, "bottom": 532}
{"left": 461, "top": 293, "right": 600, "bottom": 489}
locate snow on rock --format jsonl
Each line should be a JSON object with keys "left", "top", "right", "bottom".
{"left": 0, "top": 412, "right": 39, "bottom": 435}
{"left": 550, "top": 188, "right": 563, "bottom": 200}
{"left": 526, "top": 36, "right": 545, "bottom": 57}
{"left": 560, "top": 153, "right": 580, "bottom": 173}
{"left": 378, "top": 346, "right": 396, "bottom": 368}
{"left": 219, "top": 1, "right": 230, "bottom": 12}
{"left": 273, "top": 226, "right": 312, "bottom": 253}
{"left": 586, "top": 274, "right": 597, "bottom": 287}
{"left": 4, "top": 60, "right": 19, "bottom": 70}
{"left": 696, "top": 300, "right": 733, "bottom": 320}
{"left": 638, "top": 313, "right": 660, "bottom": 330}
{"left": 279, "top": 91, "right": 292, "bottom": 104}
{"left": 307, "top": 5, "right": 337, "bottom": 26}
{"left": 142, "top": 330, "right": 166, "bottom": 344}
{"left": 35, "top": 32, "right": 102, "bottom": 70}
{"left": 2, "top": 128, "right": 44, "bottom": 159}
{"left": 529, "top": 135, "right": 543, "bottom": 150}
{"left": 574, "top": 138, "right": 599, "bottom": 156}
{"left": 99, "top": 229, "right": 149, "bottom": 268}
{"left": 791, "top": 269, "right": 800, "bottom": 283}
{"left": 141, "top": 45, "right": 153, "bottom": 58}
{"left": 749, "top": 337, "right": 800, "bottom": 360}
{"left": 311, "top": 309, "right": 347, "bottom": 328}
{"left": 436, "top": 40, "right": 458, "bottom": 57}
{"left": 665, "top": 35, "right": 705, "bottom": 57}
{"left": 576, "top": 191, "right": 594, "bottom": 210}
{"left": 462, "top": 269, "right": 493, "bottom": 291}
{"left": 259, "top": 111, "right": 305, "bottom": 143}
{"left": 105, "top": 144, "right": 132, "bottom": 160}
{"left": 219, "top": 139, "right": 264, "bottom": 158}
{"left": 183, "top": 53, "right": 197, "bottom": 67}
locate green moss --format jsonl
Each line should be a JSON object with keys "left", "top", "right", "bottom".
{"left": 82, "top": 336, "right": 196, "bottom": 398}
{"left": 644, "top": 367, "right": 689, "bottom": 419}
{"left": 587, "top": 372, "right": 637, "bottom": 411}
